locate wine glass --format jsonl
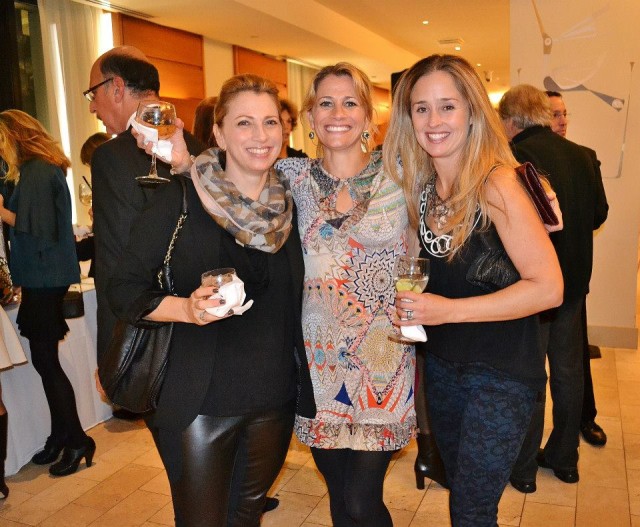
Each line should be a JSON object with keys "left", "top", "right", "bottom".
{"left": 392, "top": 256, "right": 430, "bottom": 341}
{"left": 201, "top": 268, "right": 237, "bottom": 288}
{"left": 78, "top": 181, "right": 92, "bottom": 207}
{"left": 135, "top": 101, "right": 176, "bottom": 184}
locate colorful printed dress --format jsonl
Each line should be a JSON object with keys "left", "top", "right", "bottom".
{"left": 277, "top": 151, "right": 416, "bottom": 451}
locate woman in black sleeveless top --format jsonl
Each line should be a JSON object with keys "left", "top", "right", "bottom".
{"left": 384, "top": 55, "right": 563, "bottom": 527}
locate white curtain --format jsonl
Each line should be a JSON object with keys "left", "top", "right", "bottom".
{"left": 287, "top": 61, "right": 319, "bottom": 158}
{"left": 37, "top": 0, "right": 105, "bottom": 224}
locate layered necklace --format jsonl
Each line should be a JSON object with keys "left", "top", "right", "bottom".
{"left": 425, "top": 172, "right": 453, "bottom": 231}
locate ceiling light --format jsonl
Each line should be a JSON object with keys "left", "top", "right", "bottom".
{"left": 454, "top": 46, "right": 461, "bottom": 51}
{"left": 477, "top": 63, "right": 482, "bottom": 67}
{"left": 422, "top": 20, "right": 429, "bottom": 25}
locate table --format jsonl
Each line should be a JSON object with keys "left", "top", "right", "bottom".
{"left": 1, "top": 284, "right": 112, "bottom": 476}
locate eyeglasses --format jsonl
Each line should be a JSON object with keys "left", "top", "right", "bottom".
{"left": 83, "top": 78, "right": 114, "bottom": 102}
{"left": 552, "top": 111, "right": 570, "bottom": 119}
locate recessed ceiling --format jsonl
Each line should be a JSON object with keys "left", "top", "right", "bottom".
{"left": 83, "top": 0, "right": 510, "bottom": 91}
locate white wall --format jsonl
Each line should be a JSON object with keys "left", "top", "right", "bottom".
{"left": 203, "top": 38, "right": 234, "bottom": 97}
{"left": 511, "top": 0, "right": 640, "bottom": 347}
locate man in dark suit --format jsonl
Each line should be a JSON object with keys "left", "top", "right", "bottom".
{"left": 547, "top": 90, "right": 609, "bottom": 446}
{"left": 498, "top": 85, "right": 606, "bottom": 492}
{"left": 85, "top": 47, "right": 203, "bottom": 418}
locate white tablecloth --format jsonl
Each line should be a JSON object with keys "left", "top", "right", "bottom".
{"left": 1, "top": 285, "right": 112, "bottom": 475}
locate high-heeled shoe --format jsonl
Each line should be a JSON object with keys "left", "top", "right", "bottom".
{"left": 414, "top": 433, "right": 448, "bottom": 489}
{"left": 49, "top": 437, "right": 96, "bottom": 477}
{"left": 31, "top": 438, "right": 64, "bottom": 465}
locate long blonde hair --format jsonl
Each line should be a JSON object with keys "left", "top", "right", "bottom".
{"left": 301, "top": 62, "right": 378, "bottom": 157}
{"left": 384, "top": 54, "right": 517, "bottom": 257}
{"left": 0, "top": 110, "right": 70, "bottom": 184}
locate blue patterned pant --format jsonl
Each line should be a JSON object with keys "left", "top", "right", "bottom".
{"left": 425, "top": 354, "right": 537, "bottom": 527}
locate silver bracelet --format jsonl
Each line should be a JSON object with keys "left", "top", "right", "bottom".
{"left": 170, "top": 155, "right": 196, "bottom": 175}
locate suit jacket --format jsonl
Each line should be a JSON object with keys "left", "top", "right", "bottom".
{"left": 511, "top": 126, "right": 607, "bottom": 301}
{"left": 92, "top": 128, "right": 203, "bottom": 359}
{"left": 107, "top": 177, "right": 316, "bottom": 430}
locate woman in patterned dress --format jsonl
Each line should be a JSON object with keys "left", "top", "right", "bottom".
{"left": 276, "top": 63, "right": 415, "bottom": 527}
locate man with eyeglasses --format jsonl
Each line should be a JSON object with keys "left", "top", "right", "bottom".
{"left": 546, "top": 90, "right": 609, "bottom": 448}
{"left": 85, "top": 47, "right": 203, "bottom": 422}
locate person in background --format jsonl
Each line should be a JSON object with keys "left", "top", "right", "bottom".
{"left": 115, "top": 74, "right": 315, "bottom": 526}
{"left": 500, "top": 84, "right": 605, "bottom": 492}
{"left": 85, "top": 46, "right": 203, "bottom": 422}
{"left": 75, "top": 132, "right": 111, "bottom": 279}
{"left": 0, "top": 110, "right": 95, "bottom": 477}
{"left": 545, "top": 90, "right": 609, "bottom": 447}
{"left": 386, "top": 55, "right": 563, "bottom": 526}
{"left": 278, "top": 99, "right": 307, "bottom": 159}
{"left": 192, "top": 96, "right": 218, "bottom": 148}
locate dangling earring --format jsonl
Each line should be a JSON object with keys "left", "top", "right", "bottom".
{"left": 309, "top": 130, "right": 315, "bottom": 140}
{"left": 361, "top": 130, "right": 371, "bottom": 153}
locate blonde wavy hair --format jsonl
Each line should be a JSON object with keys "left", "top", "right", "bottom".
{"left": 0, "top": 110, "right": 70, "bottom": 184}
{"left": 384, "top": 54, "right": 517, "bottom": 257}
{"left": 301, "top": 62, "right": 378, "bottom": 157}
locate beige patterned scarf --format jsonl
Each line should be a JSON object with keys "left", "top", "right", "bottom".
{"left": 191, "top": 148, "right": 293, "bottom": 253}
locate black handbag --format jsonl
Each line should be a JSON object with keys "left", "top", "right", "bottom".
{"left": 466, "top": 226, "right": 520, "bottom": 293}
{"left": 63, "top": 287, "right": 85, "bottom": 318}
{"left": 98, "top": 177, "right": 188, "bottom": 414}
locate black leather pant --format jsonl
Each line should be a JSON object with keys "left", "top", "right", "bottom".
{"left": 153, "top": 407, "right": 294, "bottom": 527}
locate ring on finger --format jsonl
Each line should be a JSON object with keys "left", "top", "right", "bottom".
{"left": 406, "top": 309, "right": 414, "bottom": 321}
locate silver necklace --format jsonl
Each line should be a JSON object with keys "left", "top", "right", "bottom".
{"left": 425, "top": 173, "right": 453, "bottom": 231}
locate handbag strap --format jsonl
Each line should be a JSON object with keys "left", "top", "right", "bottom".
{"left": 156, "top": 177, "right": 188, "bottom": 289}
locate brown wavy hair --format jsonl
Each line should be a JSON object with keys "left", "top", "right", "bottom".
{"left": 0, "top": 110, "right": 70, "bottom": 184}
{"left": 214, "top": 75, "right": 280, "bottom": 127}
{"left": 384, "top": 54, "right": 517, "bottom": 257}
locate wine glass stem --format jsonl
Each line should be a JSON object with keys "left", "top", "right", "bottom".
{"left": 149, "top": 153, "right": 158, "bottom": 178}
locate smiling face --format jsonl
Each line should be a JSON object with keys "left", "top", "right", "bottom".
{"left": 308, "top": 74, "right": 369, "bottom": 154}
{"left": 410, "top": 70, "right": 471, "bottom": 174}
{"left": 213, "top": 91, "right": 282, "bottom": 181}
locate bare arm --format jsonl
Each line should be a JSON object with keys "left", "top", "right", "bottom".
{"left": 396, "top": 167, "right": 563, "bottom": 326}
{"left": 0, "top": 196, "right": 16, "bottom": 226}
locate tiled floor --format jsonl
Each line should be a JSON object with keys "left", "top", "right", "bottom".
{"left": 1, "top": 339, "right": 637, "bottom": 526}
{"left": 3, "top": 281, "right": 640, "bottom": 527}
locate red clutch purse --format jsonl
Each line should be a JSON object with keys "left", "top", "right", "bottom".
{"left": 515, "top": 162, "right": 559, "bottom": 226}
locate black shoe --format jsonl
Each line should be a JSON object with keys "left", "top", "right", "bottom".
{"left": 31, "top": 439, "right": 64, "bottom": 465}
{"left": 509, "top": 477, "right": 536, "bottom": 493}
{"left": 49, "top": 437, "right": 96, "bottom": 477}
{"left": 414, "top": 433, "right": 448, "bottom": 489}
{"left": 580, "top": 420, "right": 607, "bottom": 446}
{"left": 536, "top": 449, "right": 579, "bottom": 483}
{"left": 112, "top": 408, "right": 142, "bottom": 421}
{"left": 263, "top": 497, "right": 279, "bottom": 513}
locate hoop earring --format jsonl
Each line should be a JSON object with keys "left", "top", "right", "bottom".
{"left": 309, "top": 130, "right": 315, "bottom": 140}
{"left": 361, "top": 130, "right": 371, "bottom": 153}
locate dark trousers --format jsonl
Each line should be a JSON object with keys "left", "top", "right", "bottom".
{"left": 311, "top": 447, "right": 394, "bottom": 527}
{"left": 512, "top": 296, "right": 584, "bottom": 480}
{"left": 581, "top": 303, "right": 597, "bottom": 423}
{"left": 29, "top": 338, "right": 87, "bottom": 447}
{"left": 425, "top": 354, "right": 536, "bottom": 527}
{"left": 153, "top": 408, "right": 294, "bottom": 527}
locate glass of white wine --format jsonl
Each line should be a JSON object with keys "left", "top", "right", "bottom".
{"left": 135, "top": 101, "right": 176, "bottom": 184}
{"left": 392, "top": 255, "right": 430, "bottom": 341}
{"left": 78, "top": 181, "right": 92, "bottom": 207}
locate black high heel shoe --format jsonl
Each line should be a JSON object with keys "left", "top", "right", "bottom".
{"left": 31, "top": 438, "right": 64, "bottom": 465}
{"left": 414, "top": 433, "right": 448, "bottom": 490}
{"left": 49, "top": 437, "right": 96, "bottom": 477}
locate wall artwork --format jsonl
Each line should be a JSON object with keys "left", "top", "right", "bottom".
{"left": 516, "top": 0, "right": 637, "bottom": 179}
